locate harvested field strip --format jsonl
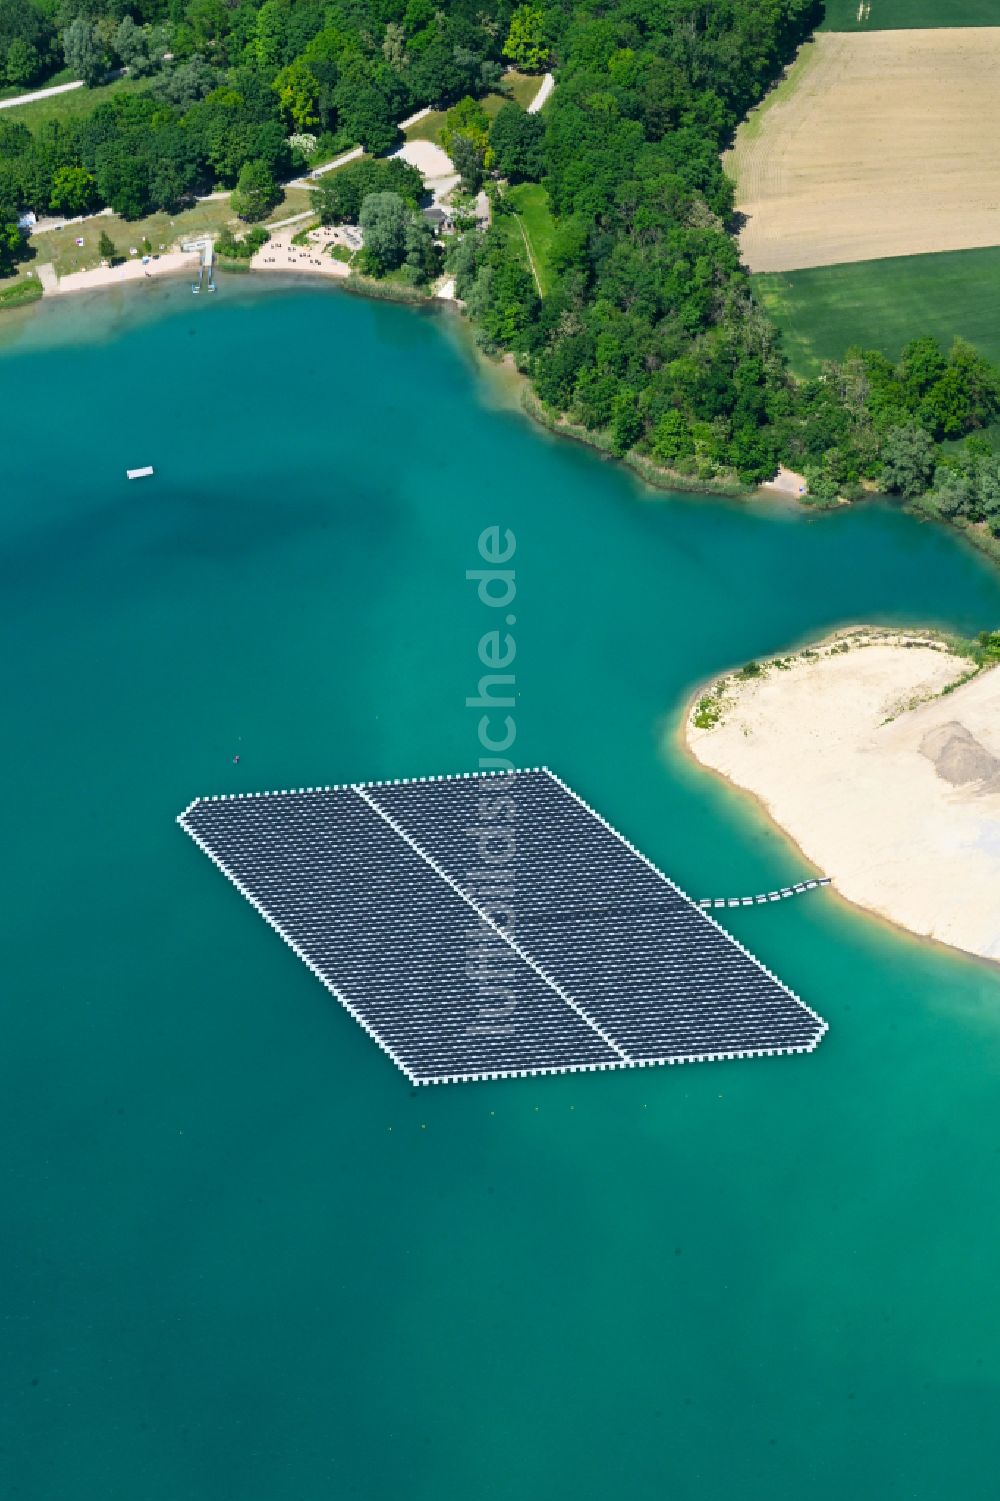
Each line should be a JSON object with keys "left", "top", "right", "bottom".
{"left": 728, "top": 29, "right": 1000, "bottom": 272}
{"left": 820, "top": 0, "right": 1000, "bottom": 29}
{"left": 754, "top": 247, "right": 1000, "bottom": 375}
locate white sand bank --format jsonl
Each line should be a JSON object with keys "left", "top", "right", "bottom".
{"left": 761, "top": 464, "right": 807, "bottom": 496}
{"left": 684, "top": 629, "right": 1000, "bottom": 961}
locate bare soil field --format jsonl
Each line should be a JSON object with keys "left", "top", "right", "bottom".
{"left": 726, "top": 29, "right": 1000, "bottom": 272}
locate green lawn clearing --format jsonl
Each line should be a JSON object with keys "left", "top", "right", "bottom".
{"left": 404, "top": 90, "right": 512, "bottom": 147}
{"left": 403, "top": 109, "right": 447, "bottom": 145}
{"left": 24, "top": 198, "right": 242, "bottom": 280}
{"left": 501, "top": 70, "right": 547, "bottom": 110}
{"left": 819, "top": 0, "right": 1000, "bottom": 29}
{"left": 754, "top": 247, "right": 1000, "bottom": 377}
{"left": 482, "top": 91, "right": 511, "bottom": 121}
{"left": 493, "top": 183, "right": 557, "bottom": 296}
{"left": 3, "top": 75, "right": 140, "bottom": 129}
{"left": 0, "top": 67, "right": 75, "bottom": 103}
{"left": 505, "top": 183, "right": 556, "bottom": 295}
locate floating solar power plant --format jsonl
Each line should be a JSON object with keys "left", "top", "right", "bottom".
{"left": 177, "top": 768, "right": 827, "bottom": 1085}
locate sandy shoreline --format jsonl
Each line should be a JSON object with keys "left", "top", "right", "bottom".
{"left": 683, "top": 629, "right": 1000, "bottom": 962}
{"left": 40, "top": 249, "right": 201, "bottom": 295}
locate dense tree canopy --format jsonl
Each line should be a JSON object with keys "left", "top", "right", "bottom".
{"left": 358, "top": 189, "right": 438, "bottom": 283}
{"left": 0, "top": 0, "right": 511, "bottom": 232}
{"left": 451, "top": 0, "right": 1000, "bottom": 507}
{"left": 0, "top": 0, "right": 56, "bottom": 89}
{"left": 312, "top": 157, "right": 424, "bottom": 225}
{"left": 489, "top": 104, "right": 544, "bottom": 183}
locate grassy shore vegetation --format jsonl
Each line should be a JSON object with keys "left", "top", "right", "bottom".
{"left": 0, "top": 275, "right": 41, "bottom": 308}
{"left": 819, "top": 0, "right": 1000, "bottom": 28}
{"left": 692, "top": 627, "right": 1000, "bottom": 732}
{"left": 755, "top": 250, "right": 1000, "bottom": 377}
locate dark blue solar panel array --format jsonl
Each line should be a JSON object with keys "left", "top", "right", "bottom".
{"left": 180, "top": 787, "right": 620, "bottom": 1082}
{"left": 178, "top": 768, "right": 826, "bottom": 1084}
{"left": 372, "top": 771, "right": 823, "bottom": 1062}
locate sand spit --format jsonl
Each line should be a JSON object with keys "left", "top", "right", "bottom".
{"left": 684, "top": 629, "right": 1000, "bottom": 961}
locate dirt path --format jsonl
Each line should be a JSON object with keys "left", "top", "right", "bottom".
{"left": 514, "top": 213, "right": 543, "bottom": 296}
{"left": 527, "top": 73, "right": 554, "bottom": 114}
{"left": 0, "top": 78, "right": 83, "bottom": 111}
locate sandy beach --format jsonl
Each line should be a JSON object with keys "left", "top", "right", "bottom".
{"left": 250, "top": 223, "right": 351, "bottom": 278}
{"left": 42, "top": 248, "right": 201, "bottom": 295}
{"left": 30, "top": 230, "right": 353, "bottom": 299}
{"left": 684, "top": 629, "right": 1000, "bottom": 961}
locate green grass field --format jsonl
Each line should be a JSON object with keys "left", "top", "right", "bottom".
{"left": 501, "top": 183, "right": 557, "bottom": 295}
{"left": 404, "top": 75, "right": 543, "bottom": 145}
{"left": 3, "top": 75, "right": 139, "bottom": 129}
{"left": 820, "top": 0, "right": 1000, "bottom": 29}
{"left": 754, "top": 247, "right": 1000, "bottom": 376}
{"left": 0, "top": 67, "right": 75, "bottom": 103}
{"left": 403, "top": 109, "right": 447, "bottom": 145}
{"left": 501, "top": 70, "right": 546, "bottom": 110}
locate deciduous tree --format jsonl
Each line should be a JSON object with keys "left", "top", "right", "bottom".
{"left": 358, "top": 190, "right": 409, "bottom": 274}
{"left": 231, "top": 158, "right": 279, "bottom": 221}
{"left": 880, "top": 424, "right": 935, "bottom": 498}
{"left": 489, "top": 104, "right": 544, "bottom": 182}
{"left": 49, "top": 166, "right": 98, "bottom": 216}
{"left": 502, "top": 7, "right": 550, "bottom": 73}
{"left": 63, "top": 19, "right": 106, "bottom": 87}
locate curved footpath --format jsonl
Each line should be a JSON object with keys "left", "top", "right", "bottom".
{"left": 683, "top": 628, "right": 1000, "bottom": 962}
{"left": 0, "top": 78, "right": 84, "bottom": 111}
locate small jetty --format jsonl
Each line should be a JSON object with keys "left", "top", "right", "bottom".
{"left": 126, "top": 465, "right": 154, "bottom": 480}
{"left": 182, "top": 236, "right": 216, "bottom": 294}
{"left": 698, "top": 878, "right": 831, "bottom": 910}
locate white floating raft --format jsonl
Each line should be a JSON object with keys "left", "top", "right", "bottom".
{"left": 698, "top": 877, "right": 831, "bottom": 909}
{"left": 126, "top": 465, "right": 154, "bottom": 480}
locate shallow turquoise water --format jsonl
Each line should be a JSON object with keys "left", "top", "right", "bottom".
{"left": 4, "top": 279, "right": 1000, "bottom": 1500}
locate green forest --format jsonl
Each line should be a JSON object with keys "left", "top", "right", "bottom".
{"left": 1, "top": 0, "right": 999, "bottom": 537}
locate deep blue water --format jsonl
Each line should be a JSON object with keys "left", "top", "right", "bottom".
{"left": 3, "top": 279, "right": 1000, "bottom": 1500}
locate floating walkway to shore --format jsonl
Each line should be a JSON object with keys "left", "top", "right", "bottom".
{"left": 699, "top": 879, "right": 832, "bottom": 910}
{"left": 177, "top": 768, "right": 827, "bottom": 1086}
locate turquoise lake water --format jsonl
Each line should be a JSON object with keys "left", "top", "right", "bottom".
{"left": 4, "top": 278, "right": 1000, "bottom": 1500}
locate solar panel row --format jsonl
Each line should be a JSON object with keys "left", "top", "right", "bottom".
{"left": 178, "top": 768, "right": 827, "bottom": 1085}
